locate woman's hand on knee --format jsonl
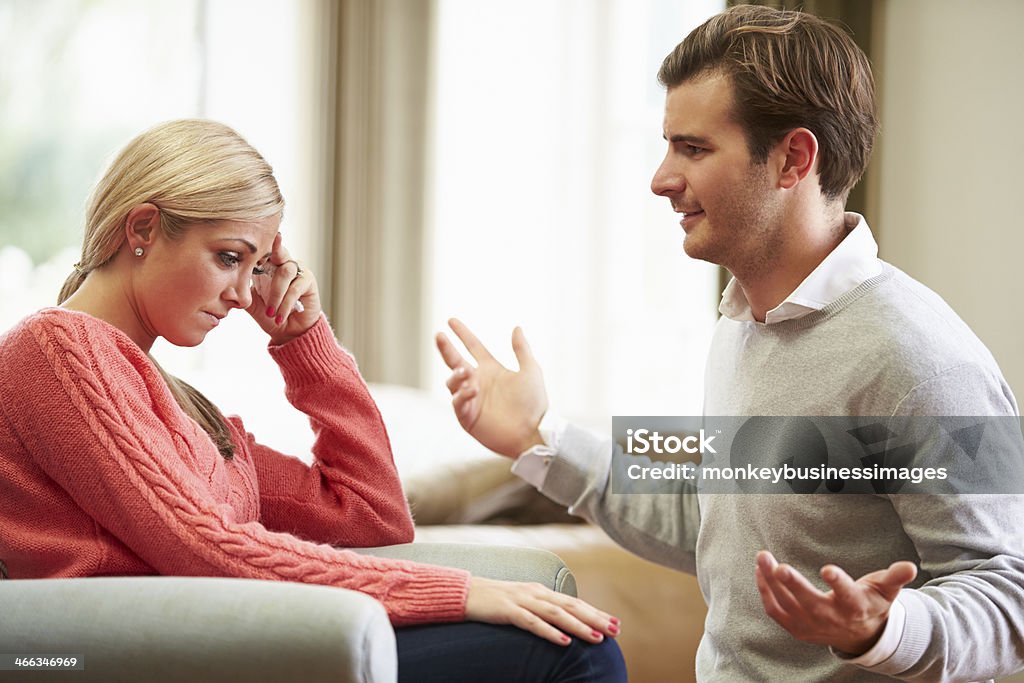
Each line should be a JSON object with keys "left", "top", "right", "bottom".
{"left": 465, "top": 577, "right": 621, "bottom": 646}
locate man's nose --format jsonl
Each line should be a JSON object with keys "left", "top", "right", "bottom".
{"left": 651, "top": 159, "right": 685, "bottom": 197}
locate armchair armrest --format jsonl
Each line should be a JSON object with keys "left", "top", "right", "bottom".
{"left": 0, "top": 577, "right": 396, "bottom": 683}
{"left": 356, "top": 543, "right": 578, "bottom": 596}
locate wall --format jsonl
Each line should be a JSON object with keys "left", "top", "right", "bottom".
{"left": 873, "top": 0, "right": 1024, "bottom": 400}
{"left": 875, "top": 2, "right": 1023, "bottom": 679}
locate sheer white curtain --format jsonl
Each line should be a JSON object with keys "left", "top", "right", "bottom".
{"left": 153, "top": 0, "right": 323, "bottom": 456}
{"left": 425, "top": 0, "right": 724, "bottom": 425}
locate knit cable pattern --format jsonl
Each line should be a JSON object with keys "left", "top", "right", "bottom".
{"left": 19, "top": 310, "right": 468, "bottom": 625}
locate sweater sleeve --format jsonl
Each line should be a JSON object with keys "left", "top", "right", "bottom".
{"left": 229, "top": 315, "right": 414, "bottom": 547}
{"left": 856, "top": 363, "right": 1024, "bottom": 681}
{"left": 8, "top": 312, "right": 469, "bottom": 627}
{"left": 534, "top": 422, "right": 702, "bottom": 575}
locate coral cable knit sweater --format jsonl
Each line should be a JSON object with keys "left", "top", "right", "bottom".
{"left": 0, "top": 308, "right": 469, "bottom": 626}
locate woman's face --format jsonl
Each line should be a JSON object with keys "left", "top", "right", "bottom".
{"left": 132, "top": 215, "right": 281, "bottom": 348}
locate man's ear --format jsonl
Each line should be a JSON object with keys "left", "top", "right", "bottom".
{"left": 775, "top": 128, "right": 819, "bottom": 190}
{"left": 124, "top": 203, "right": 161, "bottom": 251}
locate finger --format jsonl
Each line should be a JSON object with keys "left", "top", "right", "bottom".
{"left": 448, "top": 318, "right": 497, "bottom": 363}
{"left": 262, "top": 261, "right": 302, "bottom": 320}
{"left": 275, "top": 271, "right": 308, "bottom": 325}
{"left": 755, "top": 565, "right": 792, "bottom": 623}
{"left": 520, "top": 595, "right": 606, "bottom": 644}
{"left": 821, "top": 564, "right": 860, "bottom": 605}
{"left": 436, "top": 332, "right": 469, "bottom": 370}
{"left": 775, "top": 563, "right": 828, "bottom": 609}
{"left": 269, "top": 232, "right": 296, "bottom": 266}
{"left": 887, "top": 561, "right": 918, "bottom": 585}
{"left": 510, "top": 608, "right": 573, "bottom": 647}
{"left": 761, "top": 564, "right": 805, "bottom": 616}
{"left": 453, "top": 384, "right": 478, "bottom": 422}
{"left": 445, "top": 366, "right": 474, "bottom": 394}
{"left": 757, "top": 552, "right": 803, "bottom": 615}
{"left": 511, "top": 326, "right": 538, "bottom": 371}
{"left": 539, "top": 589, "right": 620, "bottom": 637}
{"left": 869, "top": 561, "right": 918, "bottom": 602}
{"left": 261, "top": 233, "right": 296, "bottom": 314}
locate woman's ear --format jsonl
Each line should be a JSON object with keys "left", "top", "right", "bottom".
{"left": 124, "top": 203, "right": 161, "bottom": 252}
{"left": 775, "top": 127, "right": 819, "bottom": 190}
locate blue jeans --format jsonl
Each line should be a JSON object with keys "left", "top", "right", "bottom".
{"left": 395, "top": 622, "right": 627, "bottom": 682}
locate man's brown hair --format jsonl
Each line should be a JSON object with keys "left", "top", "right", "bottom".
{"left": 658, "top": 4, "right": 877, "bottom": 201}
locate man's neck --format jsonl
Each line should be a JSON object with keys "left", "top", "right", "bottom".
{"left": 736, "top": 210, "right": 851, "bottom": 323}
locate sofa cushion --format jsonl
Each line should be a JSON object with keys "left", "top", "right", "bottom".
{"left": 405, "top": 457, "right": 582, "bottom": 526}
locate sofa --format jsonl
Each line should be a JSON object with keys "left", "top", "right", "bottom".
{"left": 0, "top": 543, "right": 576, "bottom": 682}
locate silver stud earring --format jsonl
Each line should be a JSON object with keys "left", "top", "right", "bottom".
{"left": 134, "top": 247, "right": 144, "bottom": 257}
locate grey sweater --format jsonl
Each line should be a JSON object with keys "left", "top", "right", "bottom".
{"left": 539, "top": 264, "right": 1024, "bottom": 681}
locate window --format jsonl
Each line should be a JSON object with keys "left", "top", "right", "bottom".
{"left": 426, "top": 0, "right": 724, "bottom": 424}
{"left": 0, "top": 0, "right": 319, "bottom": 455}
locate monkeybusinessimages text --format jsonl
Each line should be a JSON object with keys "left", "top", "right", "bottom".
{"left": 624, "top": 428, "right": 948, "bottom": 485}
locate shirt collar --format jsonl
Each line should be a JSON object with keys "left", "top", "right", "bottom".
{"left": 719, "top": 212, "right": 882, "bottom": 324}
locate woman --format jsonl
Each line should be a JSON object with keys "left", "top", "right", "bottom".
{"left": 0, "top": 119, "right": 625, "bottom": 681}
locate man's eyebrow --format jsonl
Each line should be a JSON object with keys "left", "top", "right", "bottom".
{"left": 665, "top": 133, "right": 712, "bottom": 146}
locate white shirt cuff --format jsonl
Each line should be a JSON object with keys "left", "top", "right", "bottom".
{"left": 832, "top": 597, "right": 906, "bottom": 668}
{"left": 511, "top": 411, "right": 568, "bottom": 488}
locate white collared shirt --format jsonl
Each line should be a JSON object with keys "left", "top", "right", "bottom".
{"left": 718, "top": 212, "right": 882, "bottom": 324}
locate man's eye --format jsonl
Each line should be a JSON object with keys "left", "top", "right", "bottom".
{"left": 686, "top": 145, "right": 703, "bottom": 156}
{"left": 219, "top": 252, "right": 241, "bottom": 268}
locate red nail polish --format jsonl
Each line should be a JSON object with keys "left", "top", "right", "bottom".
{"left": 561, "top": 635, "right": 571, "bottom": 644}
{"left": 591, "top": 630, "right": 602, "bottom": 639}
{"left": 610, "top": 617, "right": 620, "bottom": 626}
{"left": 609, "top": 624, "right": 619, "bottom": 635}
{"left": 275, "top": 315, "right": 283, "bottom": 324}
{"left": 266, "top": 307, "right": 275, "bottom": 317}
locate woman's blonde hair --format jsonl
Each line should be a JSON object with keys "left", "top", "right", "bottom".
{"left": 59, "top": 119, "right": 286, "bottom": 458}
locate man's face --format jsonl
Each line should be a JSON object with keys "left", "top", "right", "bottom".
{"left": 651, "top": 72, "right": 783, "bottom": 275}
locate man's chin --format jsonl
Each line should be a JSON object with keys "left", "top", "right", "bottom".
{"left": 682, "top": 234, "right": 720, "bottom": 265}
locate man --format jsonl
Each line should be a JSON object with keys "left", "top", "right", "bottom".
{"left": 436, "top": 5, "right": 1024, "bottom": 681}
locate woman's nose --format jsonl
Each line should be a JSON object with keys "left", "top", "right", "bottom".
{"left": 225, "top": 275, "right": 253, "bottom": 310}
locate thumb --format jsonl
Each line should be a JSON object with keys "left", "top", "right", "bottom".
{"left": 888, "top": 561, "right": 918, "bottom": 586}
{"left": 511, "top": 327, "right": 538, "bottom": 371}
{"left": 872, "top": 561, "right": 918, "bottom": 602}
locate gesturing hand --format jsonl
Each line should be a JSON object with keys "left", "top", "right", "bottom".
{"left": 435, "top": 318, "right": 549, "bottom": 458}
{"left": 465, "top": 577, "right": 621, "bottom": 647}
{"left": 754, "top": 550, "right": 918, "bottom": 656}
{"left": 248, "top": 233, "right": 321, "bottom": 345}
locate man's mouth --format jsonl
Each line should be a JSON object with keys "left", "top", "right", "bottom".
{"left": 679, "top": 209, "right": 705, "bottom": 230}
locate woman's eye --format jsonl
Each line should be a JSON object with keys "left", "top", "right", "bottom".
{"left": 218, "top": 252, "right": 241, "bottom": 268}
{"left": 252, "top": 263, "right": 268, "bottom": 276}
